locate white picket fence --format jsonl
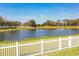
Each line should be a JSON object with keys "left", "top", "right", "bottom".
{"left": 0, "top": 36, "right": 79, "bottom": 56}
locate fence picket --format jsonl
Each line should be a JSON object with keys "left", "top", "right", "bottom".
{"left": 0, "top": 36, "right": 79, "bottom": 56}
{"left": 58, "top": 37, "right": 62, "bottom": 50}
{"left": 16, "top": 42, "right": 18, "bottom": 56}
{"left": 41, "top": 40, "right": 44, "bottom": 55}
{"left": 68, "top": 36, "right": 72, "bottom": 47}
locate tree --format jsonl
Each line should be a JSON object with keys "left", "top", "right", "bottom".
{"left": 42, "top": 20, "right": 57, "bottom": 26}
{"left": 42, "top": 20, "right": 52, "bottom": 26}
{"left": 0, "top": 16, "right": 6, "bottom": 28}
{"left": 70, "top": 19, "right": 79, "bottom": 26}
{"left": 6, "top": 21, "right": 21, "bottom": 28}
{"left": 24, "top": 20, "right": 36, "bottom": 27}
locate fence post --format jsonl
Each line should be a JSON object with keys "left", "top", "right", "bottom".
{"left": 16, "top": 42, "right": 18, "bottom": 56}
{"left": 68, "top": 36, "right": 72, "bottom": 47}
{"left": 41, "top": 40, "right": 44, "bottom": 55}
{"left": 59, "top": 37, "right": 62, "bottom": 50}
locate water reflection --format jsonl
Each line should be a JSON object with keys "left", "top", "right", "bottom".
{"left": 24, "top": 29, "right": 36, "bottom": 38}
{"left": 0, "top": 29, "right": 79, "bottom": 41}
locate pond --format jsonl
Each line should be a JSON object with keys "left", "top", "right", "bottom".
{"left": 0, "top": 29, "right": 79, "bottom": 41}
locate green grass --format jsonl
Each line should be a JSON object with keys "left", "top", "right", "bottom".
{"left": 18, "top": 35, "right": 69, "bottom": 44}
{"left": 43, "top": 46, "right": 79, "bottom": 56}
{"left": 0, "top": 33, "right": 79, "bottom": 44}
{"left": 0, "top": 26, "right": 79, "bottom": 32}
{"left": 0, "top": 34, "right": 79, "bottom": 56}
{"left": 0, "top": 27, "right": 27, "bottom": 32}
{"left": 36, "top": 26, "right": 79, "bottom": 29}
{"left": 17, "top": 34, "right": 79, "bottom": 44}
{"left": 0, "top": 26, "right": 79, "bottom": 56}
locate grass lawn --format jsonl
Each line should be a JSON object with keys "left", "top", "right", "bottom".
{"left": 17, "top": 34, "right": 79, "bottom": 44}
{"left": 0, "top": 26, "right": 79, "bottom": 32}
{"left": 36, "top": 26, "right": 79, "bottom": 29}
{"left": 0, "top": 27, "right": 27, "bottom": 32}
{"left": 43, "top": 46, "right": 79, "bottom": 56}
{"left": 0, "top": 32, "right": 79, "bottom": 56}
{"left": 0, "top": 33, "right": 79, "bottom": 44}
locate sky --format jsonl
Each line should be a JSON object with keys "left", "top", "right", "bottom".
{"left": 0, "top": 3, "right": 79, "bottom": 24}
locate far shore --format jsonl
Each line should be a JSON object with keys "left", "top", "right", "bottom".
{"left": 0, "top": 26, "right": 79, "bottom": 32}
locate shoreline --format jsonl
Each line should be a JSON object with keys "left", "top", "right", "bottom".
{"left": 0, "top": 26, "right": 79, "bottom": 32}
{"left": 0, "top": 26, "right": 79, "bottom": 44}
{"left": 0, "top": 34, "right": 79, "bottom": 44}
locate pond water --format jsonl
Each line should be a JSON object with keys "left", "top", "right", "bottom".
{"left": 0, "top": 29, "right": 79, "bottom": 41}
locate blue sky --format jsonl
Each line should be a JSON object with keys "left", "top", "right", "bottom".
{"left": 0, "top": 3, "right": 79, "bottom": 24}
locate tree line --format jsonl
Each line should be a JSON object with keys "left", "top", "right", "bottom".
{"left": 22, "top": 18, "right": 79, "bottom": 27}
{"left": 42, "top": 19, "right": 79, "bottom": 26}
{"left": 0, "top": 16, "right": 79, "bottom": 28}
{"left": 0, "top": 16, "right": 21, "bottom": 28}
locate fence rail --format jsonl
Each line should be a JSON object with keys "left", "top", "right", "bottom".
{"left": 0, "top": 36, "right": 79, "bottom": 56}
